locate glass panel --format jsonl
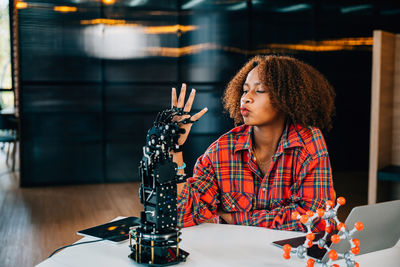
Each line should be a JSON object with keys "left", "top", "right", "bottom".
{"left": 0, "top": 0, "right": 12, "bottom": 89}
{"left": 21, "top": 139, "right": 104, "bottom": 186}
{"left": 22, "top": 84, "right": 101, "bottom": 113}
{"left": 179, "top": 1, "right": 249, "bottom": 83}
{"left": 18, "top": 0, "right": 102, "bottom": 82}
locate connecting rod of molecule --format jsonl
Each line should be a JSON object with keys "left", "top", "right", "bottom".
{"left": 281, "top": 197, "right": 364, "bottom": 267}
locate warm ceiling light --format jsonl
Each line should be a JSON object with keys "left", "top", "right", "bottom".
{"left": 145, "top": 25, "right": 198, "bottom": 34}
{"left": 102, "top": 0, "right": 116, "bottom": 5}
{"left": 81, "top": 18, "right": 130, "bottom": 25}
{"left": 16, "top": 1, "right": 28, "bottom": 9}
{"left": 147, "top": 37, "right": 373, "bottom": 58}
{"left": 54, "top": 6, "right": 78, "bottom": 13}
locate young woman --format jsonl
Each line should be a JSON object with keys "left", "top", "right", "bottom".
{"left": 170, "top": 55, "right": 336, "bottom": 232}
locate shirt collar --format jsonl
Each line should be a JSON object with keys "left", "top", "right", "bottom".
{"left": 234, "top": 125, "right": 252, "bottom": 154}
{"left": 234, "top": 123, "right": 304, "bottom": 155}
{"left": 274, "top": 123, "right": 304, "bottom": 157}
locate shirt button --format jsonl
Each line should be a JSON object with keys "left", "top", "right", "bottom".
{"left": 231, "top": 204, "right": 235, "bottom": 208}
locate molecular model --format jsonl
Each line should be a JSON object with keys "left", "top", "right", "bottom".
{"left": 282, "top": 197, "right": 364, "bottom": 267}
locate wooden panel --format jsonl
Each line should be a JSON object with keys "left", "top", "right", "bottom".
{"left": 392, "top": 34, "right": 400, "bottom": 166}
{"left": 377, "top": 31, "right": 395, "bottom": 169}
{"left": 369, "top": 30, "right": 395, "bottom": 204}
{"left": 369, "top": 30, "right": 400, "bottom": 204}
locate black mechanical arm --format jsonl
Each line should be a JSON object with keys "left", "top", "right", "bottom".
{"left": 129, "top": 107, "right": 197, "bottom": 266}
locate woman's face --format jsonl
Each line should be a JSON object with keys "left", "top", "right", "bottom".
{"left": 240, "top": 67, "right": 285, "bottom": 126}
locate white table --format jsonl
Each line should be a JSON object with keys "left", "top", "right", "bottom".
{"left": 36, "top": 221, "right": 400, "bottom": 267}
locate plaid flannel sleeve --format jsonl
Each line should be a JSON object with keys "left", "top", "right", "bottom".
{"left": 231, "top": 155, "right": 336, "bottom": 232}
{"left": 177, "top": 153, "right": 220, "bottom": 227}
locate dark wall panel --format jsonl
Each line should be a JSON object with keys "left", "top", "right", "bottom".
{"left": 313, "top": 52, "right": 372, "bottom": 171}
{"left": 252, "top": 0, "right": 316, "bottom": 44}
{"left": 22, "top": 113, "right": 102, "bottom": 140}
{"left": 22, "top": 85, "right": 101, "bottom": 112}
{"left": 105, "top": 112, "right": 157, "bottom": 182}
{"left": 21, "top": 113, "right": 103, "bottom": 186}
{"left": 105, "top": 84, "right": 170, "bottom": 112}
{"left": 22, "top": 139, "right": 103, "bottom": 185}
{"left": 317, "top": 1, "right": 376, "bottom": 39}
{"left": 179, "top": 1, "right": 249, "bottom": 83}
{"left": 18, "top": 1, "right": 101, "bottom": 82}
{"left": 104, "top": 84, "right": 168, "bottom": 182}
{"left": 104, "top": 59, "right": 178, "bottom": 83}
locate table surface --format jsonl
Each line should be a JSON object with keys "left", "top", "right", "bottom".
{"left": 36, "top": 219, "right": 400, "bottom": 267}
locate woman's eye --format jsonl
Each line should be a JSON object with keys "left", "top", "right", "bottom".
{"left": 242, "top": 90, "right": 248, "bottom": 94}
{"left": 256, "top": 90, "right": 265, "bottom": 93}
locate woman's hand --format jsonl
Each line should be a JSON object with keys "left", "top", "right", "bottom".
{"left": 217, "top": 210, "right": 234, "bottom": 224}
{"left": 171, "top": 83, "right": 208, "bottom": 146}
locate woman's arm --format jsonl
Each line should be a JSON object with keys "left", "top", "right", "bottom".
{"left": 170, "top": 151, "right": 185, "bottom": 195}
{"left": 219, "top": 155, "right": 335, "bottom": 232}
{"left": 177, "top": 152, "right": 220, "bottom": 227}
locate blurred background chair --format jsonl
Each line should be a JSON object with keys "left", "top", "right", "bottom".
{"left": 0, "top": 112, "right": 18, "bottom": 172}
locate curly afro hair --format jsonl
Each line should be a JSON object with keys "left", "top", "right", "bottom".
{"left": 222, "top": 55, "right": 335, "bottom": 131}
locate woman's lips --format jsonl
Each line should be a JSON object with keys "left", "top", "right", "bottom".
{"left": 240, "top": 108, "right": 249, "bottom": 116}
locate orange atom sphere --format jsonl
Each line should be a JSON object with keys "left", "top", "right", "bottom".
{"left": 353, "top": 238, "right": 360, "bottom": 246}
{"left": 283, "top": 244, "right": 292, "bottom": 253}
{"left": 325, "top": 225, "right": 333, "bottom": 233}
{"left": 333, "top": 265, "right": 340, "bottom": 267}
{"left": 300, "top": 215, "right": 309, "bottom": 224}
{"left": 326, "top": 200, "right": 334, "bottom": 207}
{"left": 306, "top": 210, "right": 314, "bottom": 217}
{"left": 306, "top": 233, "right": 315, "bottom": 241}
{"left": 306, "top": 258, "right": 315, "bottom": 267}
{"left": 331, "top": 234, "right": 340, "bottom": 244}
{"left": 308, "top": 241, "right": 313, "bottom": 248}
{"left": 337, "top": 197, "right": 346, "bottom": 206}
{"left": 351, "top": 246, "right": 360, "bottom": 255}
{"left": 283, "top": 252, "right": 291, "bottom": 259}
{"left": 316, "top": 208, "right": 325, "bottom": 217}
{"left": 337, "top": 222, "right": 345, "bottom": 231}
{"left": 355, "top": 221, "right": 364, "bottom": 231}
{"left": 291, "top": 211, "right": 300, "bottom": 220}
{"left": 355, "top": 262, "right": 359, "bottom": 267}
{"left": 328, "top": 250, "right": 338, "bottom": 260}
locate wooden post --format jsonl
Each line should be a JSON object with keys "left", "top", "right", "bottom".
{"left": 369, "top": 30, "right": 400, "bottom": 204}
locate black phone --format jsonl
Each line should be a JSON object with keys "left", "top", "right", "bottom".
{"left": 272, "top": 231, "right": 334, "bottom": 261}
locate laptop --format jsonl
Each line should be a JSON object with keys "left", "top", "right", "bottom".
{"left": 272, "top": 200, "right": 400, "bottom": 262}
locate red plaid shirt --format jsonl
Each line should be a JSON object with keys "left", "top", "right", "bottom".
{"left": 177, "top": 123, "right": 336, "bottom": 232}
